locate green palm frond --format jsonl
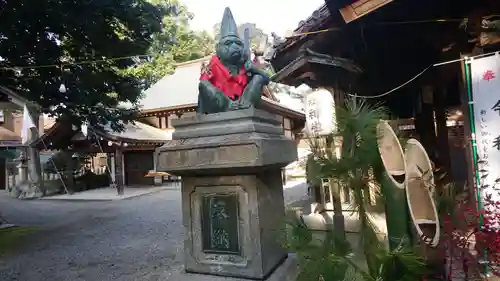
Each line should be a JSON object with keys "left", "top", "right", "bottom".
{"left": 295, "top": 97, "right": 426, "bottom": 281}
{"left": 283, "top": 210, "right": 354, "bottom": 281}
{"left": 343, "top": 257, "right": 377, "bottom": 281}
{"left": 281, "top": 210, "right": 314, "bottom": 252}
{"left": 375, "top": 241, "right": 426, "bottom": 281}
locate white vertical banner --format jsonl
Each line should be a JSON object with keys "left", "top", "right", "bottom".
{"left": 20, "top": 105, "right": 36, "bottom": 144}
{"left": 305, "top": 88, "right": 335, "bottom": 136}
{"left": 470, "top": 54, "right": 500, "bottom": 201}
{"left": 80, "top": 121, "right": 89, "bottom": 137}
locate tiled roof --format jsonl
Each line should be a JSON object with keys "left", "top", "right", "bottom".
{"left": 0, "top": 85, "right": 38, "bottom": 108}
{"left": 34, "top": 120, "right": 172, "bottom": 149}
{"left": 139, "top": 57, "right": 211, "bottom": 110}
{"left": 272, "top": 4, "right": 331, "bottom": 53}
{"left": 100, "top": 121, "right": 172, "bottom": 142}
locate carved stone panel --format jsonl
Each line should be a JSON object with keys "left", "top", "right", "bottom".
{"left": 189, "top": 183, "right": 252, "bottom": 268}
{"left": 201, "top": 193, "right": 240, "bottom": 255}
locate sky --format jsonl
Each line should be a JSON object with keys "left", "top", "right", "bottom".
{"left": 179, "top": 0, "right": 325, "bottom": 37}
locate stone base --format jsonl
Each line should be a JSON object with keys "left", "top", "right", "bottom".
{"left": 182, "top": 172, "right": 288, "bottom": 280}
{"left": 175, "top": 254, "right": 299, "bottom": 281}
{"left": 156, "top": 109, "right": 299, "bottom": 280}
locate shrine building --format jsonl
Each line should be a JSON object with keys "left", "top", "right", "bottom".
{"left": 34, "top": 57, "right": 306, "bottom": 188}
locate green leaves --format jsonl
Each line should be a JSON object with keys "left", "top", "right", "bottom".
{"left": 282, "top": 211, "right": 352, "bottom": 281}
{"left": 122, "top": 53, "right": 176, "bottom": 89}
{"left": 375, "top": 242, "right": 426, "bottom": 281}
{"left": 283, "top": 210, "right": 425, "bottom": 281}
{"left": 0, "top": 0, "right": 164, "bottom": 133}
{"left": 0, "top": 0, "right": 214, "bottom": 138}
{"left": 124, "top": 0, "right": 215, "bottom": 89}
{"left": 295, "top": 97, "right": 426, "bottom": 281}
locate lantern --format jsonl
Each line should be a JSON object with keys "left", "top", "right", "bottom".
{"left": 304, "top": 88, "right": 335, "bottom": 136}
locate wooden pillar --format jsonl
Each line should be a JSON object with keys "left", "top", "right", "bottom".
{"left": 415, "top": 85, "right": 437, "bottom": 161}
{"left": 459, "top": 54, "right": 477, "bottom": 201}
{"left": 328, "top": 86, "right": 346, "bottom": 237}
{"left": 434, "top": 86, "right": 451, "bottom": 174}
{"left": 108, "top": 153, "right": 115, "bottom": 184}
{"left": 114, "top": 149, "right": 125, "bottom": 195}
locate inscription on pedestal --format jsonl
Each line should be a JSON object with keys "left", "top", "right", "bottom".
{"left": 201, "top": 193, "right": 240, "bottom": 255}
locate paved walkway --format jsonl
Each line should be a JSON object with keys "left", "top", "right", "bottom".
{"left": 0, "top": 181, "right": 308, "bottom": 281}
{"left": 41, "top": 183, "right": 180, "bottom": 201}
{"left": 283, "top": 179, "right": 310, "bottom": 205}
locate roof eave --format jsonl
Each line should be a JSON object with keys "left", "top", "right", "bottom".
{"left": 272, "top": 4, "right": 332, "bottom": 54}
{"left": 140, "top": 103, "right": 198, "bottom": 115}
{"left": 261, "top": 97, "right": 305, "bottom": 120}
{"left": 30, "top": 121, "right": 168, "bottom": 149}
{"left": 272, "top": 50, "right": 362, "bottom": 86}
{"left": 90, "top": 128, "right": 167, "bottom": 145}
{"left": 0, "top": 86, "right": 39, "bottom": 109}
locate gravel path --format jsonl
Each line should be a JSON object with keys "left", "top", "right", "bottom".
{"left": 0, "top": 181, "right": 308, "bottom": 281}
{"left": 0, "top": 189, "right": 185, "bottom": 281}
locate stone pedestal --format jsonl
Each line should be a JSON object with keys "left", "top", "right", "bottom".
{"left": 156, "top": 108, "right": 297, "bottom": 280}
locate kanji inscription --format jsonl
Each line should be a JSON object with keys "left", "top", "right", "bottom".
{"left": 201, "top": 193, "right": 240, "bottom": 254}
{"left": 492, "top": 100, "right": 500, "bottom": 115}
{"left": 494, "top": 135, "right": 500, "bottom": 151}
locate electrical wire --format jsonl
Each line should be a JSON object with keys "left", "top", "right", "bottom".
{"left": 0, "top": 15, "right": 493, "bottom": 70}
{"left": 0, "top": 54, "right": 152, "bottom": 71}
{"left": 0, "top": 17, "right": 490, "bottom": 70}
{"left": 347, "top": 50, "right": 500, "bottom": 99}
{"left": 285, "top": 27, "right": 341, "bottom": 38}
{"left": 285, "top": 17, "right": 499, "bottom": 39}
{"left": 0, "top": 22, "right": 497, "bottom": 101}
{"left": 348, "top": 65, "right": 432, "bottom": 99}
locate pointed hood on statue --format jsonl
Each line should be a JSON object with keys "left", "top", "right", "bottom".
{"left": 220, "top": 7, "right": 239, "bottom": 39}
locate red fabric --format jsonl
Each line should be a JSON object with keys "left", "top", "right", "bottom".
{"left": 200, "top": 56, "right": 248, "bottom": 100}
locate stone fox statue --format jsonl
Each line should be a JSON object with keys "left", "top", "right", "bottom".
{"left": 197, "top": 7, "right": 270, "bottom": 114}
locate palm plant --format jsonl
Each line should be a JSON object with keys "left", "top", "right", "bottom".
{"left": 283, "top": 210, "right": 426, "bottom": 281}
{"left": 287, "top": 98, "right": 426, "bottom": 281}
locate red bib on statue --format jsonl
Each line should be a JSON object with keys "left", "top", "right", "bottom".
{"left": 200, "top": 56, "right": 248, "bottom": 100}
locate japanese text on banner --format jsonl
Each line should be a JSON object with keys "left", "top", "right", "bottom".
{"left": 470, "top": 55, "right": 500, "bottom": 201}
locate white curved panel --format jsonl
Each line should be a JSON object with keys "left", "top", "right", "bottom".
{"left": 376, "top": 121, "right": 406, "bottom": 189}
{"left": 405, "top": 138, "right": 440, "bottom": 247}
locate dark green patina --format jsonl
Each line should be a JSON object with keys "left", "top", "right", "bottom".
{"left": 201, "top": 193, "right": 240, "bottom": 254}
{"left": 197, "top": 7, "right": 270, "bottom": 114}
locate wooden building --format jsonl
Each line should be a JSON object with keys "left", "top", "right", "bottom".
{"left": 33, "top": 121, "right": 171, "bottom": 188}
{"left": 0, "top": 86, "right": 47, "bottom": 190}
{"left": 35, "top": 56, "right": 306, "bottom": 190}
{"left": 269, "top": 0, "right": 500, "bottom": 189}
